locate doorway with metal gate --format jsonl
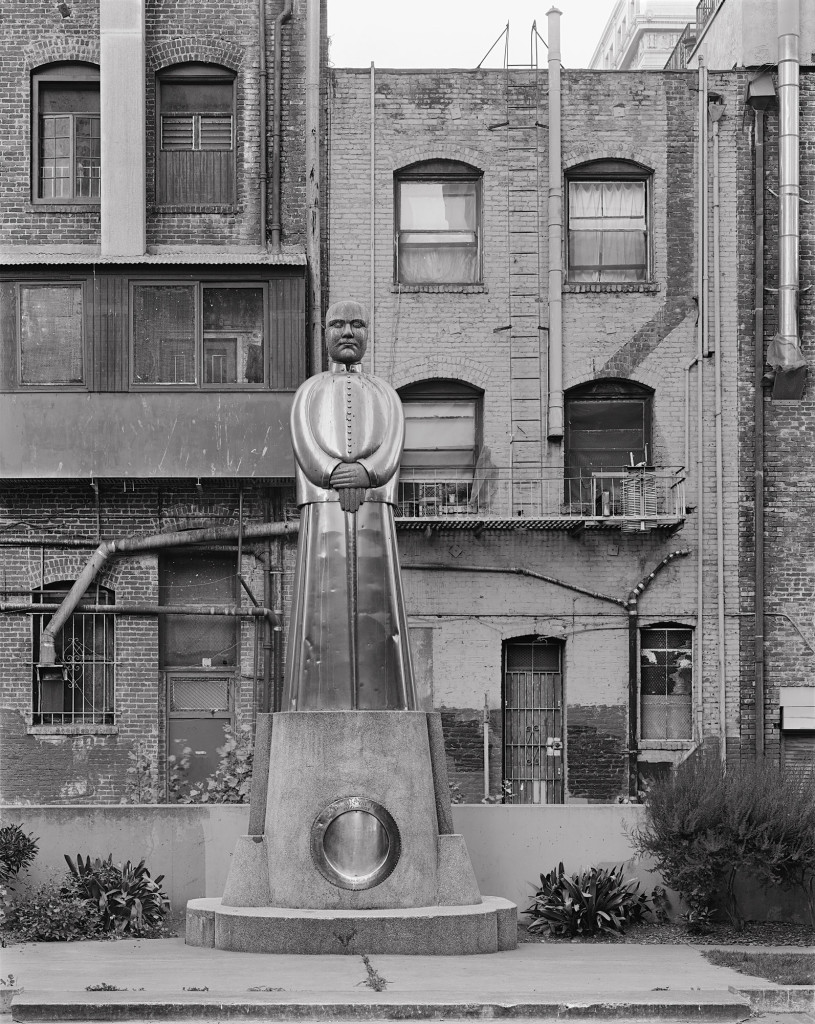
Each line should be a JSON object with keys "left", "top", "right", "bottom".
{"left": 502, "top": 636, "right": 564, "bottom": 804}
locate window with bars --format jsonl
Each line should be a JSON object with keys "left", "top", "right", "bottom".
{"left": 566, "top": 160, "right": 651, "bottom": 283}
{"left": 32, "top": 583, "right": 115, "bottom": 725}
{"left": 131, "top": 283, "right": 265, "bottom": 387}
{"left": 157, "top": 63, "right": 236, "bottom": 206}
{"left": 640, "top": 625, "right": 693, "bottom": 740}
{"left": 32, "top": 63, "right": 100, "bottom": 203}
{"left": 395, "top": 161, "right": 482, "bottom": 285}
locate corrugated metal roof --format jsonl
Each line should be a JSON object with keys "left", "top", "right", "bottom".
{"left": 0, "top": 246, "right": 307, "bottom": 266}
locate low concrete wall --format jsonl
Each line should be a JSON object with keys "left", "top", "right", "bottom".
{"left": 0, "top": 803, "right": 803, "bottom": 923}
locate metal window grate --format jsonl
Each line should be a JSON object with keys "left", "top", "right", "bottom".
{"left": 32, "top": 584, "right": 115, "bottom": 725}
{"left": 503, "top": 640, "right": 563, "bottom": 804}
{"left": 640, "top": 627, "right": 692, "bottom": 740}
{"left": 170, "top": 675, "right": 230, "bottom": 712}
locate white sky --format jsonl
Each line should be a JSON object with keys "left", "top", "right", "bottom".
{"left": 327, "top": 0, "right": 623, "bottom": 71}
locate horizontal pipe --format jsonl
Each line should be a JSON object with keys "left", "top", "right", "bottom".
{"left": 3, "top": 603, "right": 280, "bottom": 627}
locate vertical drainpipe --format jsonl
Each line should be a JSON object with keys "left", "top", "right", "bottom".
{"left": 305, "top": 0, "right": 323, "bottom": 374}
{"left": 709, "top": 99, "right": 727, "bottom": 764}
{"left": 259, "top": 0, "right": 268, "bottom": 248}
{"left": 270, "top": 0, "right": 292, "bottom": 250}
{"left": 370, "top": 62, "right": 376, "bottom": 374}
{"left": 777, "top": 0, "right": 801, "bottom": 371}
{"left": 695, "top": 56, "right": 707, "bottom": 749}
{"left": 546, "top": 7, "right": 564, "bottom": 441}
{"left": 754, "top": 105, "right": 766, "bottom": 758}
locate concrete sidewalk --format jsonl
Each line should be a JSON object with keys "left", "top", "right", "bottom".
{"left": 1, "top": 938, "right": 812, "bottom": 1021}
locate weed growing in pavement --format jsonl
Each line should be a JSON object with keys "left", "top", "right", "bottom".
{"left": 358, "top": 954, "right": 389, "bottom": 992}
{"left": 0, "top": 976, "right": 15, "bottom": 987}
{"left": 183, "top": 986, "right": 209, "bottom": 992}
{"left": 86, "top": 983, "right": 124, "bottom": 992}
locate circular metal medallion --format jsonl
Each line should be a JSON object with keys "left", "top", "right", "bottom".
{"left": 310, "top": 796, "right": 401, "bottom": 890}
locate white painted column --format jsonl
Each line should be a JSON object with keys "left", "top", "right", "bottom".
{"left": 100, "top": 0, "right": 146, "bottom": 256}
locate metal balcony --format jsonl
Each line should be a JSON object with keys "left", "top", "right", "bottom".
{"left": 395, "top": 467, "right": 687, "bottom": 533}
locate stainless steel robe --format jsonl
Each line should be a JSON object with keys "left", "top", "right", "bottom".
{"left": 283, "top": 363, "right": 416, "bottom": 711}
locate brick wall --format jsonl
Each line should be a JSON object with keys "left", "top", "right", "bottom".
{"left": 0, "top": 480, "right": 297, "bottom": 804}
{"left": 329, "top": 66, "right": 745, "bottom": 802}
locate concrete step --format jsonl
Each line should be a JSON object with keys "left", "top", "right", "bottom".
{"left": 10, "top": 990, "right": 752, "bottom": 1022}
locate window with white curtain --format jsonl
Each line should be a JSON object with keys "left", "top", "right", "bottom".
{"left": 566, "top": 160, "right": 651, "bottom": 283}
{"left": 395, "top": 161, "right": 481, "bottom": 285}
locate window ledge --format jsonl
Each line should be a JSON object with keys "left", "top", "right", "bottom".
{"left": 563, "top": 282, "right": 660, "bottom": 294}
{"left": 151, "top": 205, "right": 237, "bottom": 215}
{"left": 28, "top": 204, "right": 100, "bottom": 215}
{"left": 638, "top": 739, "right": 693, "bottom": 750}
{"left": 27, "top": 724, "right": 118, "bottom": 737}
{"left": 390, "top": 284, "right": 488, "bottom": 294}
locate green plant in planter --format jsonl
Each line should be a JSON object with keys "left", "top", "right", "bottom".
{"left": 526, "top": 862, "right": 653, "bottom": 937}
{"left": 169, "top": 723, "right": 254, "bottom": 804}
{"left": 7, "top": 880, "right": 103, "bottom": 941}
{"left": 65, "top": 854, "right": 169, "bottom": 936}
{"left": 0, "top": 825, "right": 39, "bottom": 886}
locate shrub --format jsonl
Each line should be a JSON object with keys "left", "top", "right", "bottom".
{"left": 65, "top": 854, "right": 170, "bottom": 936}
{"left": 170, "top": 723, "right": 254, "bottom": 804}
{"left": 525, "top": 863, "right": 653, "bottom": 937}
{"left": 0, "top": 825, "right": 39, "bottom": 886}
{"left": 122, "top": 739, "right": 161, "bottom": 804}
{"left": 7, "top": 880, "right": 103, "bottom": 942}
{"left": 632, "top": 756, "right": 815, "bottom": 929}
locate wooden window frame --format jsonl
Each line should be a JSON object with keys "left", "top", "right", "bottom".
{"left": 129, "top": 280, "right": 269, "bottom": 391}
{"left": 394, "top": 161, "right": 483, "bottom": 286}
{"left": 31, "top": 63, "right": 100, "bottom": 206}
{"left": 565, "top": 159, "right": 653, "bottom": 284}
{"left": 16, "top": 280, "right": 87, "bottom": 390}
{"left": 155, "top": 63, "right": 237, "bottom": 209}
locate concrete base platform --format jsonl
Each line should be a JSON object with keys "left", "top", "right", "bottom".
{"left": 186, "top": 896, "right": 517, "bottom": 955}
{"left": 8, "top": 990, "right": 753, "bottom": 1022}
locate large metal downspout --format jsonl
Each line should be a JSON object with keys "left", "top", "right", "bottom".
{"left": 709, "top": 99, "right": 727, "bottom": 764}
{"left": 695, "top": 57, "right": 708, "bottom": 747}
{"left": 546, "top": 6, "right": 564, "bottom": 441}
{"left": 754, "top": 107, "right": 766, "bottom": 757}
{"left": 37, "top": 521, "right": 299, "bottom": 667}
{"left": 269, "top": 0, "right": 293, "bottom": 251}
{"left": 305, "top": 0, "right": 323, "bottom": 374}
{"left": 772, "top": 0, "right": 804, "bottom": 379}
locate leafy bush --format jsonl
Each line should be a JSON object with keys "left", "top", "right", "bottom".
{"left": 6, "top": 880, "right": 103, "bottom": 941}
{"left": 122, "top": 739, "right": 160, "bottom": 804}
{"left": 632, "top": 755, "right": 815, "bottom": 929}
{"left": 169, "top": 723, "right": 254, "bottom": 804}
{"left": 0, "top": 825, "right": 39, "bottom": 885}
{"left": 525, "top": 862, "right": 653, "bottom": 937}
{"left": 65, "top": 854, "right": 170, "bottom": 936}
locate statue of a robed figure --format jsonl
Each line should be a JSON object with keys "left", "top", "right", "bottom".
{"left": 187, "top": 299, "right": 515, "bottom": 955}
{"left": 284, "top": 300, "right": 416, "bottom": 712}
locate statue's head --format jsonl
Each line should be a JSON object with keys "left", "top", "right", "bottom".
{"left": 325, "top": 300, "right": 369, "bottom": 366}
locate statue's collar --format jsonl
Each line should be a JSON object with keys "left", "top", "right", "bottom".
{"left": 330, "top": 361, "right": 363, "bottom": 373}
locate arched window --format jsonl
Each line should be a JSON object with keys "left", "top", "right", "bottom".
{"left": 566, "top": 159, "right": 651, "bottom": 282}
{"left": 394, "top": 160, "right": 482, "bottom": 285}
{"left": 156, "top": 62, "right": 236, "bottom": 206}
{"left": 32, "top": 62, "right": 100, "bottom": 203}
{"left": 564, "top": 378, "right": 653, "bottom": 510}
{"left": 640, "top": 623, "right": 693, "bottom": 740}
{"left": 397, "top": 379, "right": 482, "bottom": 515}
{"left": 32, "top": 582, "right": 115, "bottom": 725}
{"left": 502, "top": 636, "right": 564, "bottom": 804}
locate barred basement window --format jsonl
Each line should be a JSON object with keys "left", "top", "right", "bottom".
{"left": 32, "top": 63, "right": 100, "bottom": 204}
{"left": 566, "top": 160, "right": 651, "bottom": 283}
{"left": 18, "top": 282, "right": 84, "bottom": 385}
{"left": 32, "top": 582, "right": 115, "bottom": 726}
{"left": 131, "top": 283, "right": 266, "bottom": 388}
{"left": 157, "top": 63, "right": 236, "bottom": 206}
{"left": 640, "top": 625, "right": 693, "bottom": 740}
{"left": 395, "top": 161, "right": 482, "bottom": 285}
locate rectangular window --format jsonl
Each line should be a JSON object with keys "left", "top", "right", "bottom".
{"left": 19, "top": 283, "right": 84, "bottom": 385}
{"left": 131, "top": 284, "right": 266, "bottom": 388}
{"left": 640, "top": 627, "right": 693, "bottom": 740}
{"left": 396, "top": 174, "right": 480, "bottom": 285}
{"left": 568, "top": 180, "right": 647, "bottom": 282}
{"left": 35, "top": 78, "right": 100, "bottom": 203}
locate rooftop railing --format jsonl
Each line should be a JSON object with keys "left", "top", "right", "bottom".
{"left": 665, "top": 23, "right": 697, "bottom": 71}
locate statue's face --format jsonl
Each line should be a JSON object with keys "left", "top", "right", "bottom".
{"left": 326, "top": 301, "right": 368, "bottom": 365}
